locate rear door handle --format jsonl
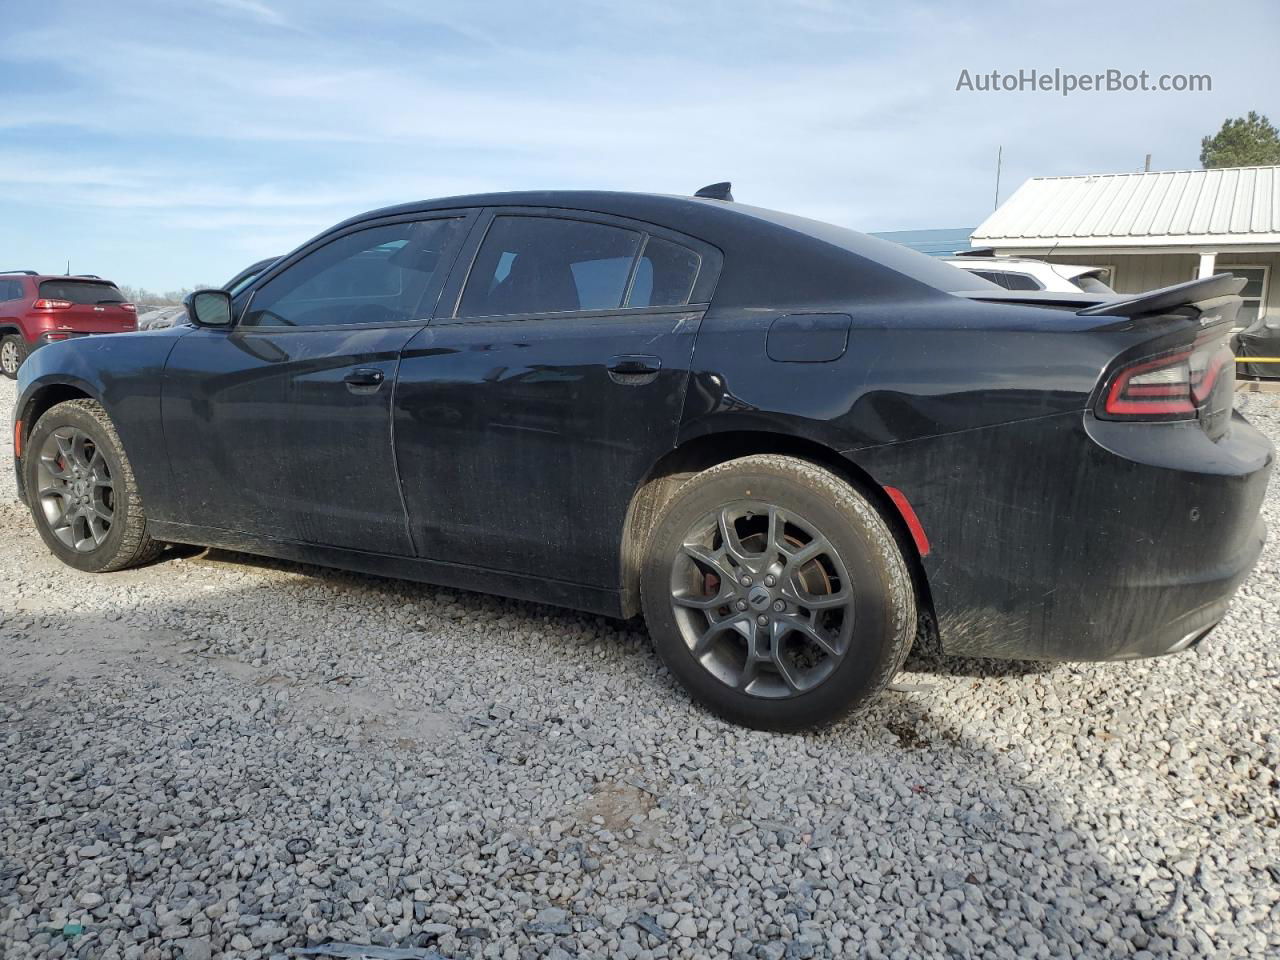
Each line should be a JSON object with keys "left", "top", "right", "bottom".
{"left": 344, "top": 368, "right": 385, "bottom": 390}
{"left": 607, "top": 355, "right": 661, "bottom": 383}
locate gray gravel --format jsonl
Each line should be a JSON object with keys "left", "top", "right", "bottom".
{"left": 2, "top": 376, "right": 1279, "bottom": 960}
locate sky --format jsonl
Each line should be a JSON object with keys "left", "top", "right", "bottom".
{"left": 1, "top": 0, "right": 1277, "bottom": 291}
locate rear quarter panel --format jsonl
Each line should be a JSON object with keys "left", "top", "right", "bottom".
{"left": 681, "top": 296, "right": 1156, "bottom": 451}
{"left": 683, "top": 295, "right": 1252, "bottom": 658}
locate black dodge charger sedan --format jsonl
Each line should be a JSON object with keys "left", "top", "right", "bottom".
{"left": 11, "top": 186, "right": 1274, "bottom": 730}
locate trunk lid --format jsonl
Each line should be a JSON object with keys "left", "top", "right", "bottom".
{"left": 961, "top": 274, "right": 1244, "bottom": 440}
{"left": 36, "top": 279, "right": 136, "bottom": 333}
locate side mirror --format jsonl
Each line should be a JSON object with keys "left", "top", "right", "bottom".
{"left": 184, "top": 288, "right": 234, "bottom": 328}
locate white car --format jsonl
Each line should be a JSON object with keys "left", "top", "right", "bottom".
{"left": 946, "top": 254, "right": 1116, "bottom": 295}
{"left": 136, "top": 305, "right": 188, "bottom": 331}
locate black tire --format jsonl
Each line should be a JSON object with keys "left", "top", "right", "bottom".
{"left": 640, "top": 455, "right": 915, "bottom": 731}
{"left": 0, "top": 335, "right": 27, "bottom": 379}
{"left": 23, "top": 399, "right": 164, "bottom": 572}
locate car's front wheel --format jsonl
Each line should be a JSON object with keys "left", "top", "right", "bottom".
{"left": 23, "top": 399, "right": 164, "bottom": 572}
{"left": 640, "top": 455, "right": 916, "bottom": 731}
{"left": 0, "top": 335, "right": 27, "bottom": 379}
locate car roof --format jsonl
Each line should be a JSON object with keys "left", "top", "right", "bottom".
{"left": 1, "top": 274, "right": 119, "bottom": 283}
{"left": 323, "top": 190, "right": 989, "bottom": 303}
{"left": 945, "top": 257, "right": 1103, "bottom": 278}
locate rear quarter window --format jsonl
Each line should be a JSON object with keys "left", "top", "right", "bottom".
{"left": 38, "top": 280, "right": 126, "bottom": 304}
{"left": 628, "top": 236, "right": 700, "bottom": 307}
{"left": 1001, "top": 273, "right": 1043, "bottom": 291}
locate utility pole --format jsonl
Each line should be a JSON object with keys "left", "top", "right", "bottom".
{"left": 993, "top": 146, "right": 1003, "bottom": 211}
{"left": 1144, "top": 153, "right": 1152, "bottom": 172}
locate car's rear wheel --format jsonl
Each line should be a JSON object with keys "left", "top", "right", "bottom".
{"left": 640, "top": 455, "right": 916, "bottom": 731}
{"left": 23, "top": 399, "right": 164, "bottom": 572}
{"left": 0, "top": 335, "right": 27, "bottom": 379}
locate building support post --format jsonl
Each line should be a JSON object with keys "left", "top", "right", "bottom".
{"left": 1197, "top": 251, "right": 1218, "bottom": 278}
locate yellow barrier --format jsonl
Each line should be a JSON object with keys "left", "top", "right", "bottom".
{"left": 1235, "top": 357, "right": 1280, "bottom": 363}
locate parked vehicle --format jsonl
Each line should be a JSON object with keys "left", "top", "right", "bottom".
{"left": 1234, "top": 313, "right": 1280, "bottom": 381}
{"left": 11, "top": 188, "right": 1273, "bottom": 730}
{"left": 136, "top": 305, "right": 187, "bottom": 331}
{"left": 0, "top": 272, "right": 136, "bottom": 378}
{"left": 946, "top": 252, "right": 1116, "bottom": 294}
{"left": 136, "top": 257, "right": 281, "bottom": 331}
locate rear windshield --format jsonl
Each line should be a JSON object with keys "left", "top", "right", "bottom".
{"left": 39, "top": 280, "right": 126, "bottom": 304}
{"left": 732, "top": 203, "right": 1001, "bottom": 294}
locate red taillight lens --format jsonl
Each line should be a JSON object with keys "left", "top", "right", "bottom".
{"left": 32, "top": 298, "right": 72, "bottom": 310}
{"left": 1101, "top": 338, "right": 1232, "bottom": 420}
{"left": 121, "top": 302, "right": 136, "bottom": 313}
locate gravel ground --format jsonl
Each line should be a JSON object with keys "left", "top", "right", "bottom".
{"left": 1, "top": 376, "right": 1278, "bottom": 960}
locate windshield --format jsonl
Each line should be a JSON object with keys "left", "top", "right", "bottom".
{"left": 227, "top": 270, "right": 267, "bottom": 297}
{"left": 38, "top": 280, "right": 126, "bottom": 304}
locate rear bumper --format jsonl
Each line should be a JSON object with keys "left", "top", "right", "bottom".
{"left": 30, "top": 330, "right": 93, "bottom": 349}
{"left": 858, "top": 410, "right": 1274, "bottom": 662}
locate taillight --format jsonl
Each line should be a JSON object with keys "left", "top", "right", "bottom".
{"left": 1101, "top": 337, "right": 1232, "bottom": 420}
{"left": 32, "top": 298, "right": 72, "bottom": 310}
{"left": 121, "top": 303, "right": 136, "bottom": 313}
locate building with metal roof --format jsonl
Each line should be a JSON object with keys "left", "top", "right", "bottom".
{"left": 971, "top": 165, "right": 1280, "bottom": 331}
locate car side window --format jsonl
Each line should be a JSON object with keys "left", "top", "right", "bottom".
{"left": 969, "top": 270, "right": 1010, "bottom": 289}
{"left": 627, "top": 236, "right": 700, "bottom": 308}
{"left": 242, "top": 219, "right": 464, "bottom": 328}
{"left": 458, "top": 216, "right": 643, "bottom": 317}
{"left": 0, "top": 279, "right": 20, "bottom": 301}
{"left": 1001, "top": 272, "right": 1043, "bottom": 291}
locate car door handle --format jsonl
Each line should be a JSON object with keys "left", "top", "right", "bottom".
{"left": 607, "top": 355, "right": 661, "bottom": 384}
{"left": 344, "top": 368, "right": 385, "bottom": 390}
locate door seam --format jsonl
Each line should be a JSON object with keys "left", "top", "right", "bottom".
{"left": 386, "top": 347, "right": 420, "bottom": 556}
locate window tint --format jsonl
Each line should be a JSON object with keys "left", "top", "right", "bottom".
{"left": 243, "top": 219, "right": 463, "bottom": 328}
{"left": 0, "top": 279, "right": 23, "bottom": 301}
{"left": 968, "top": 270, "right": 1010, "bottom": 289}
{"left": 38, "top": 280, "right": 125, "bottom": 304}
{"left": 1001, "top": 273, "right": 1043, "bottom": 291}
{"left": 627, "top": 236, "right": 700, "bottom": 307}
{"left": 227, "top": 268, "right": 269, "bottom": 298}
{"left": 459, "top": 217, "right": 642, "bottom": 317}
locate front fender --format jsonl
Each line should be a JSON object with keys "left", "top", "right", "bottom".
{"left": 14, "top": 331, "right": 185, "bottom": 512}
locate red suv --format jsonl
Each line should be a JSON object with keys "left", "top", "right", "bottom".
{"left": 0, "top": 272, "right": 137, "bottom": 379}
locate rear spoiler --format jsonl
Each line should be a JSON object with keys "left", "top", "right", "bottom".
{"left": 957, "top": 273, "right": 1247, "bottom": 320}
{"left": 1076, "top": 273, "right": 1245, "bottom": 317}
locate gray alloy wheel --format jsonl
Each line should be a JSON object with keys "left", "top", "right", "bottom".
{"left": 640, "top": 455, "right": 916, "bottom": 731}
{"left": 23, "top": 399, "right": 164, "bottom": 573}
{"left": 35, "top": 426, "right": 117, "bottom": 552}
{"left": 0, "top": 336, "right": 23, "bottom": 378}
{"left": 670, "top": 502, "right": 855, "bottom": 698}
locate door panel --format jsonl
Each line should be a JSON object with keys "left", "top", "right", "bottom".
{"left": 394, "top": 309, "right": 702, "bottom": 586}
{"left": 160, "top": 214, "right": 473, "bottom": 553}
{"left": 162, "top": 325, "right": 419, "bottom": 553}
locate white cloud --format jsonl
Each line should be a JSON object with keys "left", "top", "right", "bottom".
{"left": 0, "top": 0, "right": 1276, "bottom": 287}
{"left": 207, "top": 0, "right": 291, "bottom": 27}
